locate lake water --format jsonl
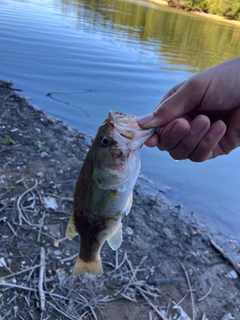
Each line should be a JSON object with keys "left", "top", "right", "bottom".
{"left": 1, "top": 0, "right": 240, "bottom": 240}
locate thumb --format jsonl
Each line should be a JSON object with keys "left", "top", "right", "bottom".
{"left": 138, "top": 79, "right": 200, "bottom": 129}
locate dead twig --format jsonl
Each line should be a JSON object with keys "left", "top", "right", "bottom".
{"left": 122, "top": 264, "right": 140, "bottom": 294}
{"left": 210, "top": 239, "right": 240, "bottom": 276}
{"left": 0, "top": 263, "right": 43, "bottom": 281}
{"left": 37, "top": 211, "right": 46, "bottom": 242}
{"left": 176, "top": 291, "right": 189, "bottom": 306}
{"left": 27, "top": 310, "right": 34, "bottom": 320}
{"left": 17, "top": 179, "right": 38, "bottom": 225}
{"left": 47, "top": 301, "right": 79, "bottom": 320}
{"left": 75, "top": 289, "right": 99, "bottom": 320}
{"left": 38, "top": 247, "right": 46, "bottom": 311}
{"left": 120, "top": 293, "right": 137, "bottom": 302}
{"left": 6, "top": 221, "right": 18, "bottom": 237}
{"left": 180, "top": 262, "right": 196, "bottom": 320}
{"left": 166, "top": 297, "right": 172, "bottom": 318}
{"left": 138, "top": 290, "right": 168, "bottom": 320}
{"left": 0, "top": 282, "right": 71, "bottom": 300}
{"left": 60, "top": 253, "right": 78, "bottom": 262}
{"left": 124, "top": 255, "right": 168, "bottom": 320}
{"left": 146, "top": 277, "right": 184, "bottom": 286}
{"left": 197, "top": 284, "right": 213, "bottom": 302}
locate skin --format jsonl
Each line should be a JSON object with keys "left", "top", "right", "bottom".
{"left": 137, "top": 57, "right": 240, "bottom": 162}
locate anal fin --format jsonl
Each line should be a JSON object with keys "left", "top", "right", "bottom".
{"left": 107, "top": 224, "right": 122, "bottom": 251}
{"left": 66, "top": 211, "right": 78, "bottom": 240}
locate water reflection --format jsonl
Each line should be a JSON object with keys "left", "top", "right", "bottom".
{"left": 60, "top": 0, "right": 240, "bottom": 71}
{"left": 1, "top": 0, "right": 240, "bottom": 240}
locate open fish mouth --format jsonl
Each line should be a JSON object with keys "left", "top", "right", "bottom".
{"left": 108, "top": 110, "right": 139, "bottom": 129}
{"left": 108, "top": 110, "right": 155, "bottom": 144}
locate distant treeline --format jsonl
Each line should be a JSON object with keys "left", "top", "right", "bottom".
{"left": 167, "top": 0, "right": 240, "bottom": 20}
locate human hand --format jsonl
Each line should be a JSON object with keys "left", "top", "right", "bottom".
{"left": 138, "top": 57, "right": 240, "bottom": 162}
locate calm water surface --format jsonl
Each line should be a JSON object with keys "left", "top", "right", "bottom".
{"left": 1, "top": 0, "right": 240, "bottom": 239}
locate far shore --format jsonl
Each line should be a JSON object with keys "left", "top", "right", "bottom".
{"left": 149, "top": 0, "right": 240, "bottom": 27}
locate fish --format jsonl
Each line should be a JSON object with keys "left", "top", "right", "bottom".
{"left": 66, "top": 110, "right": 155, "bottom": 276}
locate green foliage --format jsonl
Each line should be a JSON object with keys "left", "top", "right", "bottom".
{"left": 35, "top": 140, "right": 45, "bottom": 149}
{"left": 167, "top": 0, "right": 240, "bottom": 20}
{"left": 224, "top": 2, "right": 240, "bottom": 19}
{"left": 186, "top": 0, "right": 209, "bottom": 12}
{"left": 2, "top": 136, "right": 14, "bottom": 145}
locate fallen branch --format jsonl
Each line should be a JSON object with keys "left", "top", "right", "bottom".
{"left": 210, "top": 239, "right": 240, "bottom": 276}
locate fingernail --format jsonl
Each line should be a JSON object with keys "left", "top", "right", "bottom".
{"left": 137, "top": 113, "right": 154, "bottom": 126}
{"left": 209, "top": 121, "right": 225, "bottom": 137}
{"left": 190, "top": 118, "right": 207, "bottom": 134}
{"left": 171, "top": 122, "right": 189, "bottom": 137}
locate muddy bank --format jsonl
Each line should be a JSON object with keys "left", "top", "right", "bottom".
{"left": 0, "top": 80, "right": 240, "bottom": 319}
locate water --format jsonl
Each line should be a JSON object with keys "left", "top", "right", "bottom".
{"left": 1, "top": 0, "right": 240, "bottom": 239}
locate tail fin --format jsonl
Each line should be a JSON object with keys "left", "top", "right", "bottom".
{"left": 72, "top": 255, "right": 103, "bottom": 276}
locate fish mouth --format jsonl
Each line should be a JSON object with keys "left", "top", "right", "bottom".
{"left": 108, "top": 110, "right": 155, "bottom": 146}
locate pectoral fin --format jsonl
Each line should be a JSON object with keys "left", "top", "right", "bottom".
{"left": 124, "top": 192, "right": 133, "bottom": 215}
{"left": 66, "top": 211, "right": 78, "bottom": 240}
{"left": 107, "top": 224, "right": 122, "bottom": 250}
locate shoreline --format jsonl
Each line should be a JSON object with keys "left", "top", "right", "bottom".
{"left": 149, "top": 0, "right": 240, "bottom": 26}
{"left": 0, "top": 80, "right": 240, "bottom": 319}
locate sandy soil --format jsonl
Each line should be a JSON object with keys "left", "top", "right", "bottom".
{"left": 0, "top": 80, "right": 240, "bottom": 319}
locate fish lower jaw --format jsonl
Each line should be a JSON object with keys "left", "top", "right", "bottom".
{"left": 72, "top": 255, "right": 103, "bottom": 276}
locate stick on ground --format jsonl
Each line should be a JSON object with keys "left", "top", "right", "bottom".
{"left": 210, "top": 239, "right": 240, "bottom": 276}
{"left": 180, "top": 262, "right": 196, "bottom": 320}
{"left": 38, "top": 247, "right": 46, "bottom": 312}
{"left": 17, "top": 179, "right": 38, "bottom": 225}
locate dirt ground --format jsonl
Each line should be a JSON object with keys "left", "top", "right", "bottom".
{"left": 0, "top": 80, "right": 240, "bottom": 320}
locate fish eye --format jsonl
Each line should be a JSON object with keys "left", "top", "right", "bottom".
{"left": 101, "top": 135, "right": 110, "bottom": 147}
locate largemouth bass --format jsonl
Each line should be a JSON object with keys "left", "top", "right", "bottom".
{"left": 66, "top": 110, "right": 154, "bottom": 276}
